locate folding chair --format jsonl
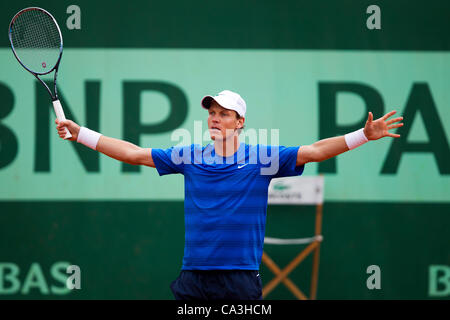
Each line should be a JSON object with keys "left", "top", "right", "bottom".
{"left": 262, "top": 176, "right": 324, "bottom": 300}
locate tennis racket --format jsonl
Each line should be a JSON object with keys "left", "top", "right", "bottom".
{"left": 8, "top": 7, "right": 72, "bottom": 139}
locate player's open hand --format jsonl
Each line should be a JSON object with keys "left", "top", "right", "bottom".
{"left": 363, "top": 111, "right": 404, "bottom": 141}
{"left": 55, "top": 119, "right": 80, "bottom": 141}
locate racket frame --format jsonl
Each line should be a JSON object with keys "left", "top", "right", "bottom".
{"left": 8, "top": 7, "right": 71, "bottom": 139}
{"left": 8, "top": 7, "right": 63, "bottom": 101}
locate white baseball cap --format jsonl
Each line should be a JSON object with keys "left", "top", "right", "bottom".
{"left": 201, "top": 90, "right": 246, "bottom": 118}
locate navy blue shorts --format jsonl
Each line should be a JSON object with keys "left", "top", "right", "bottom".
{"left": 170, "top": 270, "right": 263, "bottom": 300}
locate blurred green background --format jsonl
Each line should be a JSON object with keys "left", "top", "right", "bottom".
{"left": 0, "top": 0, "right": 449, "bottom": 299}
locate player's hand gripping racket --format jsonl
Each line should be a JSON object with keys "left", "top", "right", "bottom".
{"left": 8, "top": 7, "right": 72, "bottom": 139}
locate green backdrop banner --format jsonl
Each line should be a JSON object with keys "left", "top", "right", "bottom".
{"left": 0, "top": 49, "right": 449, "bottom": 202}
{"left": 1, "top": 0, "right": 449, "bottom": 300}
{"left": 0, "top": 201, "right": 449, "bottom": 299}
{"left": 1, "top": 0, "right": 449, "bottom": 50}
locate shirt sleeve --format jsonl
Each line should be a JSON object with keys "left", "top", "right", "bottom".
{"left": 259, "top": 145, "right": 304, "bottom": 178}
{"left": 274, "top": 146, "right": 305, "bottom": 178}
{"left": 151, "top": 145, "right": 191, "bottom": 176}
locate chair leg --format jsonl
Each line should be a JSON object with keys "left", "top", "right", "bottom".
{"left": 310, "top": 244, "right": 321, "bottom": 300}
{"left": 310, "top": 203, "right": 323, "bottom": 300}
{"left": 262, "top": 242, "right": 318, "bottom": 298}
{"left": 261, "top": 252, "right": 308, "bottom": 300}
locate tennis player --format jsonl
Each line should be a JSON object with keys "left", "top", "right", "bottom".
{"left": 55, "top": 90, "right": 403, "bottom": 300}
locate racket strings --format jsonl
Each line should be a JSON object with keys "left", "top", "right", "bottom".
{"left": 10, "top": 9, "right": 61, "bottom": 74}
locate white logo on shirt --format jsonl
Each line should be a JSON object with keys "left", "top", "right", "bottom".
{"left": 238, "top": 163, "right": 249, "bottom": 169}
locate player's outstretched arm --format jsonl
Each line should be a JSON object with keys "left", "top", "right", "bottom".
{"left": 297, "top": 110, "right": 404, "bottom": 166}
{"left": 55, "top": 119, "right": 155, "bottom": 167}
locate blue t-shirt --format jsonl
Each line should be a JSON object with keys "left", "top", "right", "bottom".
{"left": 151, "top": 143, "right": 304, "bottom": 270}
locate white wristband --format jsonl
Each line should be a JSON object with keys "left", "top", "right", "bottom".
{"left": 77, "top": 127, "right": 102, "bottom": 150}
{"left": 345, "top": 128, "right": 369, "bottom": 150}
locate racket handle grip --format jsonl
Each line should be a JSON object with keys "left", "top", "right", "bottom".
{"left": 52, "top": 99, "right": 72, "bottom": 139}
